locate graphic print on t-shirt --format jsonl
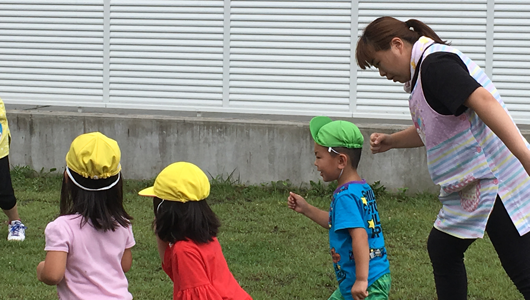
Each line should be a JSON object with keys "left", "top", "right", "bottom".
{"left": 331, "top": 247, "right": 346, "bottom": 284}
{"left": 362, "top": 189, "right": 382, "bottom": 238}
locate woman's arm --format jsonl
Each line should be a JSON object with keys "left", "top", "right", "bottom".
{"left": 370, "top": 125, "right": 424, "bottom": 154}
{"left": 36, "top": 251, "right": 67, "bottom": 285}
{"left": 465, "top": 87, "right": 530, "bottom": 174}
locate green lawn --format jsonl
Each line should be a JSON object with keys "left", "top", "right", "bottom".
{"left": 0, "top": 167, "right": 523, "bottom": 299}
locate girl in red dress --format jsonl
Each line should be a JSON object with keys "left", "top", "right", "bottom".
{"left": 139, "top": 161, "right": 252, "bottom": 300}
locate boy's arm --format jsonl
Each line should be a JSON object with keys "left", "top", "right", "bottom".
{"left": 288, "top": 192, "right": 329, "bottom": 229}
{"left": 300, "top": 204, "right": 329, "bottom": 229}
{"left": 348, "top": 228, "right": 369, "bottom": 300}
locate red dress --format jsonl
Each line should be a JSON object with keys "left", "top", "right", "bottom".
{"left": 162, "top": 237, "right": 252, "bottom": 300}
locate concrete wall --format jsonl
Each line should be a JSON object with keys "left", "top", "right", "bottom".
{"left": 7, "top": 108, "right": 511, "bottom": 194}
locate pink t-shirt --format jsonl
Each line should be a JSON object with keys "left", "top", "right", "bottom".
{"left": 45, "top": 215, "right": 135, "bottom": 300}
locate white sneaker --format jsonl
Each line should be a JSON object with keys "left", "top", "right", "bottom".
{"left": 7, "top": 220, "right": 26, "bottom": 241}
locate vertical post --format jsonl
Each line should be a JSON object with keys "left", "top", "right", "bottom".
{"left": 223, "top": 0, "right": 230, "bottom": 107}
{"left": 485, "top": 0, "right": 494, "bottom": 78}
{"left": 349, "top": 0, "right": 359, "bottom": 116}
{"left": 102, "top": 0, "right": 111, "bottom": 106}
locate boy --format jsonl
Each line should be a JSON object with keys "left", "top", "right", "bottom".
{"left": 288, "top": 116, "right": 390, "bottom": 300}
{"left": 0, "top": 98, "right": 26, "bottom": 241}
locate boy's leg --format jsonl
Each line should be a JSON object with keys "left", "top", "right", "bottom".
{"left": 366, "top": 273, "right": 391, "bottom": 300}
{"left": 427, "top": 227, "right": 475, "bottom": 300}
{"left": 486, "top": 196, "right": 530, "bottom": 299}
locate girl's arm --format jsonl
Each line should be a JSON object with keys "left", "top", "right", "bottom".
{"left": 36, "top": 251, "right": 67, "bottom": 285}
{"left": 121, "top": 248, "right": 133, "bottom": 273}
{"left": 348, "top": 228, "right": 369, "bottom": 300}
{"left": 370, "top": 125, "right": 424, "bottom": 154}
{"left": 156, "top": 235, "right": 169, "bottom": 262}
{"left": 465, "top": 87, "right": 530, "bottom": 174}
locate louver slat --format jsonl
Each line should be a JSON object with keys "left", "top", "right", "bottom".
{"left": 107, "top": 1, "right": 224, "bottom": 110}
{"left": 0, "top": 1, "right": 104, "bottom": 106}
{"left": 492, "top": 1, "right": 530, "bottom": 123}
{"left": 228, "top": 1, "right": 352, "bottom": 116}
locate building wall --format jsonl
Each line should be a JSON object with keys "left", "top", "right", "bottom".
{"left": 0, "top": 1, "right": 529, "bottom": 123}
{"left": 7, "top": 109, "right": 439, "bottom": 193}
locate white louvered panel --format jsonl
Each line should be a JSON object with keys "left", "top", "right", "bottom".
{"left": 108, "top": 0, "right": 224, "bottom": 110}
{"left": 229, "top": 1, "right": 352, "bottom": 116}
{"left": 0, "top": 1, "right": 104, "bottom": 106}
{"left": 492, "top": 1, "right": 530, "bottom": 124}
{"left": 356, "top": 0, "right": 488, "bottom": 119}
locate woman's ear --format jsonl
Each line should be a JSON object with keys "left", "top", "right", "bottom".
{"left": 390, "top": 37, "right": 404, "bottom": 53}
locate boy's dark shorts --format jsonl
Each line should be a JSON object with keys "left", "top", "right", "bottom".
{"left": 0, "top": 155, "right": 16, "bottom": 210}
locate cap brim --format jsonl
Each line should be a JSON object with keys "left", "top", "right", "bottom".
{"left": 309, "top": 116, "right": 333, "bottom": 141}
{"left": 138, "top": 186, "right": 156, "bottom": 197}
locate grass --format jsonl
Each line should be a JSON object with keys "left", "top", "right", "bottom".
{"left": 0, "top": 167, "right": 524, "bottom": 299}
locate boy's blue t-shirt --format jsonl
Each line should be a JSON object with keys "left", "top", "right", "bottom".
{"left": 328, "top": 180, "right": 390, "bottom": 299}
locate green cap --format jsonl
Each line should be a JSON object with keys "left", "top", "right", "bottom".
{"left": 309, "top": 116, "right": 364, "bottom": 149}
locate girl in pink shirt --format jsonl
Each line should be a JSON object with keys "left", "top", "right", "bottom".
{"left": 36, "top": 132, "right": 135, "bottom": 300}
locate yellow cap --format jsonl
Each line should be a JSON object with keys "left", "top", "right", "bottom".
{"left": 65, "top": 132, "right": 121, "bottom": 179}
{"left": 138, "top": 162, "right": 210, "bottom": 203}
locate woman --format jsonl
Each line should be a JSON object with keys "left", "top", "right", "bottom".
{"left": 356, "top": 16, "right": 530, "bottom": 300}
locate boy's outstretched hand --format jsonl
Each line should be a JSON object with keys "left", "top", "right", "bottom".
{"left": 288, "top": 192, "right": 329, "bottom": 228}
{"left": 287, "top": 192, "right": 309, "bottom": 214}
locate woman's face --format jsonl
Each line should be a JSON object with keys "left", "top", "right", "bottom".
{"left": 370, "top": 38, "right": 412, "bottom": 83}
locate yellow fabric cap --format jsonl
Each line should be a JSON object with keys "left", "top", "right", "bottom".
{"left": 65, "top": 132, "right": 121, "bottom": 179}
{"left": 138, "top": 162, "right": 210, "bottom": 203}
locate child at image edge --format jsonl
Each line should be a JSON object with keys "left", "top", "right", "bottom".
{"left": 37, "top": 132, "right": 135, "bottom": 300}
{"left": 0, "top": 98, "right": 26, "bottom": 241}
{"left": 288, "top": 116, "right": 391, "bottom": 300}
{"left": 138, "top": 161, "right": 252, "bottom": 300}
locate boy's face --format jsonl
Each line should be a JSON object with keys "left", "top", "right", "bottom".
{"left": 313, "top": 142, "right": 341, "bottom": 182}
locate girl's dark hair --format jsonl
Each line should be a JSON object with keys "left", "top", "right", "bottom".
{"left": 356, "top": 16, "right": 448, "bottom": 69}
{"left": 60, "top": 172, "right": 132, "bottom": 231}
{"left": 153, "top": 197, "right": 220, "bottom": 244}
{"left": 330, "top": 147, "right": 362, "bottom": 169}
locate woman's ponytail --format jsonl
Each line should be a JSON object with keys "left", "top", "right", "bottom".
{"left": 405, "top": 19, "right": 447, "bottom": 45}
